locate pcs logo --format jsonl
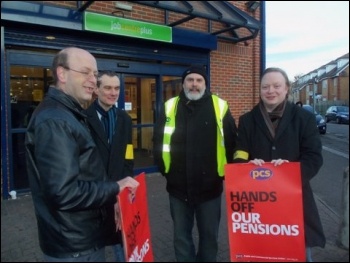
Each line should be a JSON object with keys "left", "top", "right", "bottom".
{"left": 250, "top": 167, "right": 273, "bottom": 180}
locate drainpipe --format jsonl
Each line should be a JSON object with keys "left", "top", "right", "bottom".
{"left": 260, "top": 1, "right": 266, "bottom": 76}
{"left": 313, "top": 78, "right": 318, "bottom": 113}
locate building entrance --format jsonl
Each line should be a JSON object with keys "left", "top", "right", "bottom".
{"left": 122, "top": 74, "right": 182, "bottom": 173}
{"left": 5, "top": 50, "right": 186, "bottom": 193}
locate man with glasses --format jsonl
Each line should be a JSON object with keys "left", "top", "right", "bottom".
{"left": 25, "top": 47, "right": 139, "bottom": 262}
{"left": 85, "top": 71, "right": 134, "bottom": 261}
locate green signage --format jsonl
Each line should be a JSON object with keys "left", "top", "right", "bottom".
{"left": 84, "top": 12, "right": 172, "bottom": 43}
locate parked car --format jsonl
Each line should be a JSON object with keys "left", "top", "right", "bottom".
{"left": 302, "top": 105, "right": 327, "bottom": 134}
{"left": 325, "top": 105, "right": 349, "bottom": 124}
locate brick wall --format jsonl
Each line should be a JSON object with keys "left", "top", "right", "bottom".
{"left": 43, "top": 1, "right": 262, "bottom": 120}
{"left": 339, "top": 67, "right": 349, "bottom": 102}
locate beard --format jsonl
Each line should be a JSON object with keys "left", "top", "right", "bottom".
{"left": 184, "top": 88, "right": 205, "bottom": 101}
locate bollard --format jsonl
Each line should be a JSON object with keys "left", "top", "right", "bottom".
{"left": 337, "top": 166, "right": 349, "bottom": 249}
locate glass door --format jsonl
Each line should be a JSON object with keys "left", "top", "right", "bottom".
{"left": 162, "top": 77, "right": 182, "bottom": 102}
{"left": 123, "top": 75, "right": 183, "bottom": 174}
{"left": 9, "top": 65, "right": 53, "bottom": 190}
{"left": 123, "top": 76, "right": 157, "bottom": 173}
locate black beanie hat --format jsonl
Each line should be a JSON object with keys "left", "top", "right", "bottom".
{"left": 182, "top": 66, "right": 208, "bottom": 85}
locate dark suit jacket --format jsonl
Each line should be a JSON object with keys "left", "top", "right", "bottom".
{"left": 85, "top": 103, "right": 134, "bottom": 246}
{"left": 234, "top": 101, "right": 326, "bottom": 248}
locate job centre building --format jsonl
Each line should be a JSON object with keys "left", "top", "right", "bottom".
{"left": 1, "top": 1, "right": 265, "bottom": 198}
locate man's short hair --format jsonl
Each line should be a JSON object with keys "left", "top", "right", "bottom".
{"left": 97, "top": 70, "right": 119, "bottom": 87}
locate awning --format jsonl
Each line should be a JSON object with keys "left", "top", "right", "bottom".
{"left": 129, "top": 1, "right": 261, "bottom": 43}
{"left": 1, "top": 1, "right": 261, "bottom": 44}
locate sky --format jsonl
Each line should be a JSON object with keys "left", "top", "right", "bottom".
{"left": 265, "top": 1, "right": 349, "bottom": 80}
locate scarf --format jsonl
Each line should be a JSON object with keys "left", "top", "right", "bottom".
{"left": 94, "top": 99, "right": 117, "bottom": 143}
{"left": 259, "top": 99, "right": 286, "bottom": 138}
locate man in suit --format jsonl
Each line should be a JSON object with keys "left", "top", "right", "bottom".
{"left": 85, "top": 70, "right": 134, "bottom": 261}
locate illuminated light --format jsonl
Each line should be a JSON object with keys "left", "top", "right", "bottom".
{"left": 115, "top": 2, "right": 132, "bottom": 11}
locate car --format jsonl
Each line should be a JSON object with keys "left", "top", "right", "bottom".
{"left": 325, "top": 105, "right": 349, "bottom": 124}
{"left": 302, "top": 105, "right": 327, "bottom": 134}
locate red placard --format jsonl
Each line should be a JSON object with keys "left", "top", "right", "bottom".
{"left": 118, "top": 172, "right": 154, "bottom": 262}
{"left": 224, "top": 162, "right": 305, "bottom": 262}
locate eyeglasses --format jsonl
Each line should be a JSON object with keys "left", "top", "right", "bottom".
{"left": 63, "top": 66, "right": 99, "bottom": 80}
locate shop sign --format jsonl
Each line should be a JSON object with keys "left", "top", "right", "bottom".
{"left": 84, "top": 12, "right": 172, "bottom": 43}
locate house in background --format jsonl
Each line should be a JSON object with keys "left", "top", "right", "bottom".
{"left": 291, "top": 53, "right": 349, "bottom": 115}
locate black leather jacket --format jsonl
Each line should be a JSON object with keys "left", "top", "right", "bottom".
{"left": 25, "top": 87, "right": 119, "bottom": 258}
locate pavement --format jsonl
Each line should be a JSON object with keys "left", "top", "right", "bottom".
{"left": 1, "top": 172, "right": 349, "bottom": 262}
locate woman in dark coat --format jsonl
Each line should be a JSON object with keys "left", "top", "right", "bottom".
{"left": 233, "top": 67, "right": 325, "bottom": 262}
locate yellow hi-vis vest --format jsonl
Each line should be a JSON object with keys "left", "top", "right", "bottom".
{"left": 162, "top": 94, "right": 228, "bottom": 176}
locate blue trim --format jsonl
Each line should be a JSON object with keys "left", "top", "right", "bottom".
{"left": 172, "top": 27, "right": 217, "bottom": 50}
{"left": 1, "top": 27, "right": 9, "bottom": 199}
{"left": 4, "top": 26, "right": 210, "bottom": 65}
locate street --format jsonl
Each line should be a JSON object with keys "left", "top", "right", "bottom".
{"left": 1, "top": 124, "right": 349, "bottom": 262}
{"left": 311, "top": 123, "right": 349, "bottom": 215}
